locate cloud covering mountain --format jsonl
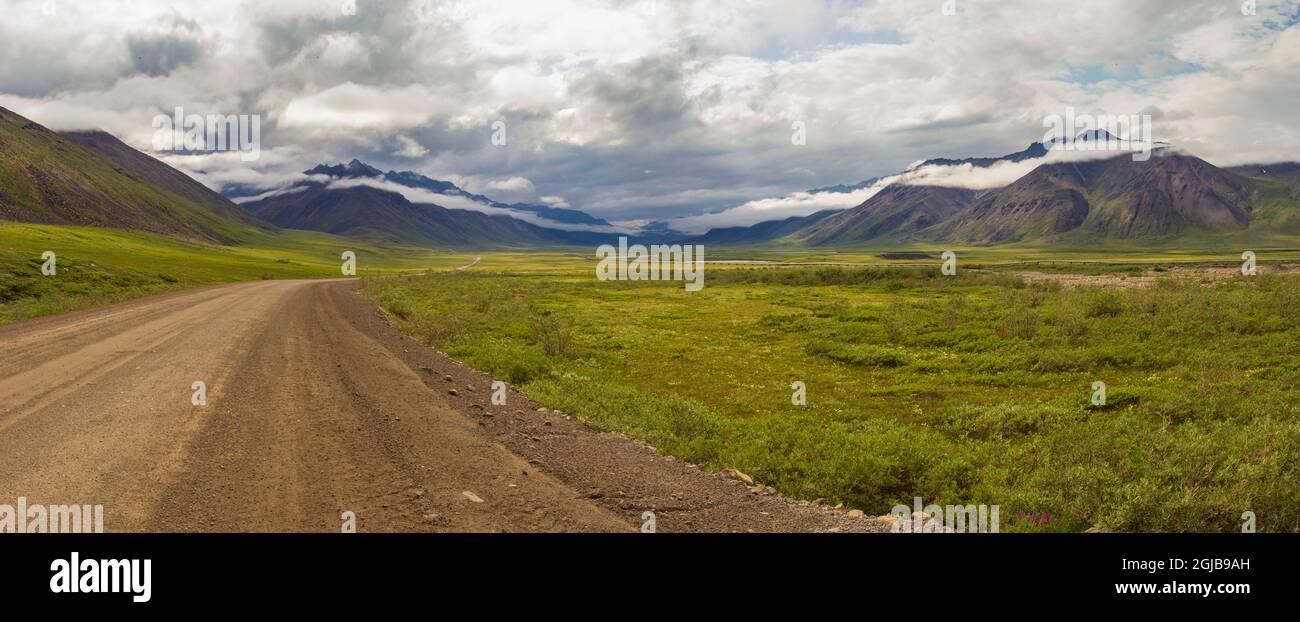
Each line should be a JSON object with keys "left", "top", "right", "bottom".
{"left": 666, "top": 133, "right": 1164, "bottom": 233}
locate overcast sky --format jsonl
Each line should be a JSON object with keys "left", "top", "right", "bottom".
{"left": 2, "top": 0, "right": 1298, "bottom": 230}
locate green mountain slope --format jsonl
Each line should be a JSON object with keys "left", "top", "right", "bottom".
{"left": 0, "top": 106, "right": 265, "bottom": 244}
{"left": 772, "top": 152, "right": 1286, "bottom": 248}
{"left": 688, "top": 210, "right": 838, "bottom": 244}
{"left": 61, "top": 129, "right": 273, "bottom": 235}
{"left": 934, "top": 154, "right": 1254, "bottom": 244}
{"left": 795, "top": 185, "right": 976, "bottom": 246}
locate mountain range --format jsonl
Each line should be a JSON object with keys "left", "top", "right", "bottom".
{"left": 297, "top": 160, "right": 610, "bottom": 226}
{"left": 714, "top": 136, "right": 1296, "bottom": 247}
{"left": 240, "top": 159, "right": 615, "bottom": 247}
{"left": 2, "top": 104, "right": 1297, "bottom": 250}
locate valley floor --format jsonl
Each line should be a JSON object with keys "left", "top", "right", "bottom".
{"left": 373, "top": 258, "right": 1300, "bottom": 532}
{"left": 5, "top": 225, "right": 1298, "bottom": 532}
{"left": 0, "top": 278, "right": 872, "bottom": 532}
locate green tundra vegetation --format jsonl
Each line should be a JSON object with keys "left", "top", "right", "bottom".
{"left": 372, "top": 256, "right": 1300, "bottom": 532}
{"left": 0, "top": 221, "right": 455, "bottom": 324}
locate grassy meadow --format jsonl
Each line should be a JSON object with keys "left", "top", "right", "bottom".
{"left": 371, "top": 253, "right": 1300, "bottom": 532}
{"left": 0, "top": 221, "right": 458, "bottom": 324}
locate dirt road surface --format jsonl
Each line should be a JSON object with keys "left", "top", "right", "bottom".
{"left": 0, "top": 279, "right": 884, "bottom": 532}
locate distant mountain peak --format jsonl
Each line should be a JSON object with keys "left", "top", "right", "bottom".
{"left": 305, "top": 159, "right": 383, "bottom": 178}
{"left": 290, "top": 159, "right": 612, "bottom": 228}
{"left": 1076, "top": 128, "right": 1119, "bottom": 142}
{"left": 1083, "top": 128, "right": 1111, "bottom": 140}
{"left": 346, "top": 158, "right": 378, "bottom": 173}
{"left": 1044, "top": 128, "right": 1124, "bottom": 146}
{"left": 918, "top": 141, "right": 1048, "bottom": 169}
{"left": 808, "top": 177, "right": 880, "bottom": 194}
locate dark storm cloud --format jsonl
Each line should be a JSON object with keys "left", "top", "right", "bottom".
{"left": 126, "top": 32, "right": 203, "bottom": 77}
{"left": 252, "top": 2, "right": 474, "bottom": 87}
{"left": 570, "top": 55, "right": 701, "bottom": 143}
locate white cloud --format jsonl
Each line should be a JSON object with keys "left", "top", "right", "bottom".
{"left": 230, "top": 184, "right": 310, "bottom": 204}
{"left": 394, "top": 135, "right": 428, "bottom": 158}
{"left": 485, "top": 176, "right": 535, "bottom": 194}
{"left": 315, "top": 32, "right": 371, "bottom": 68}
{"left": 280, "top": 83, "right": 445, "bottom": 132}
{"left": 667, "top": 186, "right": 880, "bottom": 234}
{"left": 324, "top": 177, "right": 630, "bottom": 233}
{"left": 489, "top": 65, "right": 566, "bottom": 111}
{"left": 539, "top": 195, "right": 570, "bottom": 208}
{"left": 896, "top": 142, "right": 1159, "bottom": 190}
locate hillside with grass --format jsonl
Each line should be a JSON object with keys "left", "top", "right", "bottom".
{"left": 61, "top": 129, "right": 273, "bottom": 235}
{"left": 0, "top": 106, "right": 268, "bottom": 244}
{"left": 0, "top": 221, "right": 456, "bottom": 325}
